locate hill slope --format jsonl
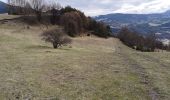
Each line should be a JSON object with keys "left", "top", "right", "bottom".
{"left": 0, "top": 16, "right": 170, "bottom": 99}
{"left": 0, "top": 1, "right": 7, "bottom": 13}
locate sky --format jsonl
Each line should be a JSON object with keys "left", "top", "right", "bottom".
{"left": 1, "top": 0, "right": 170, "bottom": 16}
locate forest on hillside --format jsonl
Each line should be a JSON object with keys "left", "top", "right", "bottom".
{"left": 7, "top": 0, "right": 112, "bottom": 38}
{"left": 7, "top": 0, "right": 170, "bottom": 51}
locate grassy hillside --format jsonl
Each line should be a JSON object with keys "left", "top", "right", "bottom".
{"left": 0, "top": 15, "right": 170, "bottom": 100}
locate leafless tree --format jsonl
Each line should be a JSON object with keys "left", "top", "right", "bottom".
{"left": 8, "top": 0, "right": 27, "bottom": 14}
{"left": 50, "top": 2, "right": 62, "bottom": 24}
{"left": 168, "top": 42, "right": 170, "bottom": 51}
{"left": 24, "top": 2, "right": 32, "bottom": 15}
{"left": 41, "top": 28, "right": 72, "bottom": 48}
{"left": 31, "top": 0, "right": 45, "bottom": 21}
{"left": 7, "top": 0, "right": 11, "bottom": 14}
{"left": 18, "top": 0, "right": 26, "bottom": 14}
{"left": 7, "top": 0, "right": 15, "bottom": 14}
{"left": 8, "top": 0, "right": 62, "bottom": 23}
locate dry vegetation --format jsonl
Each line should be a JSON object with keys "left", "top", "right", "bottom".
{"left": 0, "top": 15, "right": 170, "bottom": 100}
{"left": 0, "top": 14, "right": 20, "bottom": 20}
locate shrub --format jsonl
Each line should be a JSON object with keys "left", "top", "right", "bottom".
{"left": 60, "top": 7, "right": 112, "bottom": 38}
{"left": 41, "top": 28, "right": 72, "bottom": 48}
{"left": 60, "top": 11, "right": 84, "bottom": 37}
{"left": 60, "top": 6, "right": 77, "bottom": 15}
{"left": 117, "top": 27, "right": 158, "bottom": 52}
{"left": 165, "top": 43, "right": 170, "bottom": 51}
{"left": 88, "top": 18, "right": 112, "bottom": 38}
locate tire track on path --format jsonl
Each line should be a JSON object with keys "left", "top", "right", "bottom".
{"left": 118, "top": 51, "right": 162, "bottom": 100}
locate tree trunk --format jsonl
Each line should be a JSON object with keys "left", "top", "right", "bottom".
{"left": 36, "top": 11, "right": 42, "bottom": 22}
{"left": 53, "top": 43, "right": 58, "bottom": 49}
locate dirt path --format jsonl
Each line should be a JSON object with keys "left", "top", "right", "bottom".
{"left": 113, "top": 39, "right": 163, "bottom": 100}
{"left": 120, "top": 52, "right": 161, "bottom": 100}
{"left": 132, "top": 52, "right": 170, "bottom": 99}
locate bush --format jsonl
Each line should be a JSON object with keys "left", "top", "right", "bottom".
{"left": 60, "top": 11, "right": 84, "bottom": 37}
{"left": 117, "top": 27, "right": 158, "bottom": 52}
{"left": 41, "top": 28, "right": 72, "bottom": 48}
{"left": 59, "top": 7, "right": 112, "bottom": 38}
{"left": 88, "top": 18, "right": 112, "bottom": 38}
{"left": 60, "top": 6, "right": 77, "bottom": 15}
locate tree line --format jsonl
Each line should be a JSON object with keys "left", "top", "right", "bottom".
{"left": 8, "top": 0, "right": 112, "bottom": 38}
{"left": 117, "top": 27, "right": 170, "bottom": 52}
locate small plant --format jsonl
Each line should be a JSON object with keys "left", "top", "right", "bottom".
{"left": 41, "top": 28, "right": 72, "bottom": 49}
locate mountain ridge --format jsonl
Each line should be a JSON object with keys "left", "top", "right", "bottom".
{"left": 0, "top": 1, "right": 7, "bottom": 14}
{"left": 95, "top": 10, "right": 170, "bottom": 40}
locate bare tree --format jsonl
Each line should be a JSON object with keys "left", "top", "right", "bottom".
{"left": 18, "top": 0, "right": 26, "bottom": 14}
{"left": 31, "top": 0, "right": 45, "bottom": 21}
{"left": 7, "top": 0, "right": 12, "bottom": 14}
{"left": 7, "top": 0, "right": 15, "bottom": 14}
{"left": 41, "top": 28, "right": 72, "bottom": 48}
{"left": 168, "top": 42, "right": 170, "bottom": 51}
{"left": 24, "top": 2, "right": 32, "bottom": 15}
{"left": 50, "top": 2, "right": 62, "bottom": 24}
{"left": 8, "top": 0, "right": 27, "bottom": 14}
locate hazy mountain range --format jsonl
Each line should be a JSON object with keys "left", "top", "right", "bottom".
{"left": 0, "top": 1, "right": 7, "bottom": 13}
{"left": 95, "top": 10, "right": 170, "bottom": 42}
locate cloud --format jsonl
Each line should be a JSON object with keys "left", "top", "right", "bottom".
{"left": 1, "top": 0, "right": 170, "bottom": 16}
{"left": 114, "top": 0, "right": 170, "bottom": 14}
{"left": 58, "top": 0, "right": 170, "bottom": 16}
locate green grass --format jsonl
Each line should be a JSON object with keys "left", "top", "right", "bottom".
{"left": 0, "top": 21, "right": 170, "bottom": 100}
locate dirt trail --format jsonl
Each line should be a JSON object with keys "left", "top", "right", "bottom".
{"left": 113, "top": 39, "right": 162, "bottom": 100}
{"left": 120, "top": 52, "right": 160, "bottom": 100}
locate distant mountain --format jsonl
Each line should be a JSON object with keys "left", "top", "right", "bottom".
{"left": 0, "top": 1, "right": 7, "bottom": 13}
{"left": 95, "top": 10, "right": 170, "bottom": 40}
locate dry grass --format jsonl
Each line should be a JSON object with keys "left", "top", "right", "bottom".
{"left": 0, "top": 15, "right": 170, "bottom": 100}
{"left": 0, "top": 14, "right": 20, "bottom": 20}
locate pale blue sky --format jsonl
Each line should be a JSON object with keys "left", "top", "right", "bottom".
{"left": 1, "top": 0, "right": 170, "bottom": 16}
{"left": 0, "top": 0, "right": 6, "bottom": 3}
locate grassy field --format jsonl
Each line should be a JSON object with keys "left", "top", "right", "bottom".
{"left": 0, "top": 15, "right": 170, "bottom": 100}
